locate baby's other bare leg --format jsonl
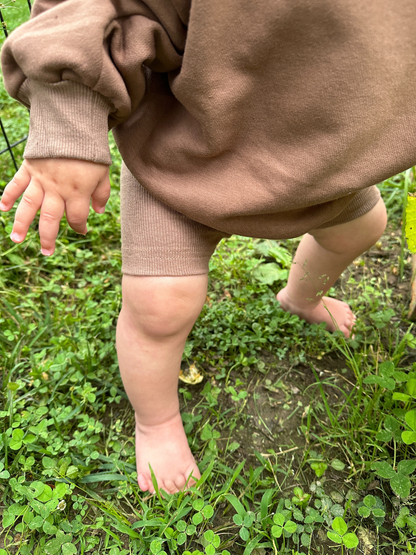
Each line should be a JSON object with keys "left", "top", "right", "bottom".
{"left": 277, "top": 198, "right": 387, "bottom": 337}
{"left": 116, "top": 274, "right": 207, "bottom": 494}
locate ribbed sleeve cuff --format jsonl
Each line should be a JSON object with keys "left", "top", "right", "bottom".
{"left": 23, "top": 80, "right": 113, "bottom": 165}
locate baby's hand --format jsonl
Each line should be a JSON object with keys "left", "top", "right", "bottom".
{"left": 0, "top": 158, "right": 110, "bottom": 256}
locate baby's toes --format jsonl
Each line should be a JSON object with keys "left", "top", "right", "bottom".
{"left": 162, "top": 479, "right": 178, "bottom": 494}
{"left": 339, "top": 323, "right": 352, "bottom": 338}
{"left": 138, "top": 473, "right": 151, "bottom": 492}
{"left": 173, "top": 474, "right": 187, "bottom": 491}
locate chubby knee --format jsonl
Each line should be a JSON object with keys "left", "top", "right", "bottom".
{"left": 311, "top": 198, "right": 387, "bottom": 255}
{"left": 120, "top": 274, "right": 208, "bottom": 339}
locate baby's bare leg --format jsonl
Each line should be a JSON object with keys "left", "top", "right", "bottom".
{"left": 277, "top": 198, "right": 387, "bottom": 337}
{"left": 116, "top": 274, "right": 208, "bottom": 494}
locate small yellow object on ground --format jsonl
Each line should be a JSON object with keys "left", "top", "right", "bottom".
{"left": 179, "top": 363, "right": 204, "bottom": 385}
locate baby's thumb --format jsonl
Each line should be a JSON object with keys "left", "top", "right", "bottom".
{"left": 91, "top": 173, "right": 111, "bottom": 214}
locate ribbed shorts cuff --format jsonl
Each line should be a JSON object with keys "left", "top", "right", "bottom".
{"left": 121, "top": 251, "right": 211, "bottom": 276}
{"left": 315, "top": 185, "right": 381, "bottom": 229}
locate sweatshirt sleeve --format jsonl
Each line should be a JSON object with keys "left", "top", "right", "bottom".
{"left": 1, "top": 0, "right": 185, "bottom": 164}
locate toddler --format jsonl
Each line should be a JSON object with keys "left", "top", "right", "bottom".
{"left": 3, "top": 0, "right": 412, "bottom": 495}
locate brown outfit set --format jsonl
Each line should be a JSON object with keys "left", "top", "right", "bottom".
{"left": 3, "top": 0, "right": 412, "bottom": 275}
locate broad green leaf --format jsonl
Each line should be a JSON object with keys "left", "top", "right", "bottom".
{"left": 150, "top": 540, "right": 161, "bottom": 555}
{"left": 311, "top": 462, "right": 327, "bottom": 477}
{"left": 271, "top": 525, "right": 283, "bottom": 538}
{"left": 332, "top": 517, "right": 348, "bottom": 536}
{"left": 384, "top": 416, "right": 401, "bottom": 432}
{"left": 29, "top": 516, "right": 44, "bottom": 530}
{"left": 273, "top": 513, "right": 285, "bottom": 526}
{"left": 371, "top": 461, "right": 396, "bottom": 479}
{"left": 343, "top": 533, "right": 359, "bottom": 548}
{"left": 402, "top": 431, "right": 416, "bottom": 444}
{"left": 7, "top": 382, "right": 19, "bottom": 392}
{"left": 376, "top": 430, "right": 392, "bottom": 442}
{"left": 192, "top": 499, "right": 204, "bottom": 511}
{"left": 54, "top": 482, "right": 68, "bottom": 498}
{"left": 331, "top": 504, "right": 345, "bottom": 517}
{"left": 379, "top": 361, "right": 395, "bottom": 377}
{"left": 192, "top": 512, "right": 203, "bottom": 525}
{"left": 38, "top": 484, "right": 53, "bottom": 502}
{"left": 394, "top": 393, "right": 411, "bottom": 402}
{"left": 45, "top": 538, "right": 64, "bottom": 555}
{"left": 42, "top": 457, "right": 55, "bottom": 469}
{"left": 407, "top": 379, "right": 416, "bottom": 397}
{"left": 43, "top": 521, "right": 58, "bottom": 535}
{"left": 253, "top": 263, "right": 288, "bottom": 285}
{"left": 233, "top": 514, "right": 243, "bottom": 526}
{"left": 397, "top": 460, "right": 416, "bottom": 475}
{"left": 10, "top": 428, "right": 24, "bottom": 450}
{"left": 29, "top": 481, "right": 45, "bottom": 498}
{"left": 364, "top": 495, "right": 376, "bottom": 508}
{"left": 176, "top": 520, "right": 187, "bottom": 532}
{"left": 330, "top": 459, "right": 345, "bottom": 471}
{"left": 405, "top": 195, "right": 416, "bottom": 252}
{"left": 379, "top": 377, "right": 396, "bottom": 390}
{"left": 204, "top": 530, "right": 215, "bottom": 543}
{"left": 390, "top": 474, "right": 411, "bottom": 498}
{"left": 239, "top": 527, "right": 250, "bottom": 541}
{"left": 358, "top": 506, "right": 371, "bottom": 518}
{"left": 268, "top": 245, "right": 292, "bottom": 267}
{"left": 243, "top": 513, "right": 255, "bottom": 529}
{"left": 62, "top": 544, "right": 77, "bottom": 555}
{"left": 392, "top": 371, "right": 409, "bottom": 382}
{"left": 7, "top": 504, "right": 25, "bottom": 516}
{"left": 177, "top": 533, "right": 187, "bottom": 546}
{"left": 202, "top": 505, "right": 214, "bottom": 519}
{"left": 284, "top": 520, "right": 297, "bottom": 534}
{"left": 405, "top": 410, "right": 416, "bottom": 431}
{"left": 206, "top": 546, "right": 215, "bottom": 555}
{"left": 23, "top": 434, "right": 37, "bottom": 444}
{"left": 301, "top": 532, "right": 311, "bottom": 547}
{"left": 23, "top": 510, "right": 34, "bottom": 524}
{"left": 363, "top": 376, "right": 378, "bottom": 384}
{"left": 373, "top": 509, "right": 386, "bottom": 518}
{"left": 327, "top": 531, "right": 343, "bottom": 544}
{"left": 2, "top": 512, "right": 16, "bottom": 528}
{"left": 293, "top": 487, "right": 304, "bottom": 498}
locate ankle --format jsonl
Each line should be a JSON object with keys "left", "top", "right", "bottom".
{"left": 135, "top": 410, "right": 182, "bottom": 432}
{"left": 278, "top": 286, "right": 322, "bottom": 310}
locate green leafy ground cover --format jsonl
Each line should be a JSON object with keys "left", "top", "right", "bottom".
{"left": 1, "top": 2, "right": 416, "bottom": 554}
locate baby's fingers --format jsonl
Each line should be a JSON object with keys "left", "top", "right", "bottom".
{"left": 38, "top": 195, "right": 65, "bottom": 255}
{"left": 91, "top": 171, "right": 111, "bottom": 214}
{"left": 11, "top": 181, "right": 44, "bottom": 244}
{"left": 0, "top": 163, "right": 31, "bottom": 211}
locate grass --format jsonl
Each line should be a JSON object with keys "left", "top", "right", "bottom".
{"left": 1, "top": 2, "right": 416, "bottom": 554}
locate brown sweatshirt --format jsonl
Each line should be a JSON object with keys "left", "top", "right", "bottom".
{"left": 1, "top": 0, "right": 415, "bottom": 238}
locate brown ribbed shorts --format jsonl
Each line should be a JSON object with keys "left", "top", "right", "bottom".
{"left": 120, "top": 162, "right": 381, "bottom": 276}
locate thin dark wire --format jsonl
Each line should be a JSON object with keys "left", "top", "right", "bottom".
{"left": 0, "top": 135, "right": 28, "bottom": 156}
{"left": 0, "top": 2, "right": 32, "bottom": 168}
{"left": 0, "top": 119, "right": 19, "bottom": 172}
{"left": 0, "top": 9, "right": 8, "bottom": 38}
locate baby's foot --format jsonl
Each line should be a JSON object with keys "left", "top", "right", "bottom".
{"left": 276, "top": 288, "right": 356, "bottom": 338}
{"left": 135, "top": 412, "right": 201, "bottom": 495}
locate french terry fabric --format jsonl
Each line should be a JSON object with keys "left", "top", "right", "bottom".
{"left": 1, "top": 0, "right": 414, "bottom": 239}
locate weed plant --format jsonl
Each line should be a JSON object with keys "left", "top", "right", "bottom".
{"left": 1, "top": 2, "right": 416, "bottom": 554}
